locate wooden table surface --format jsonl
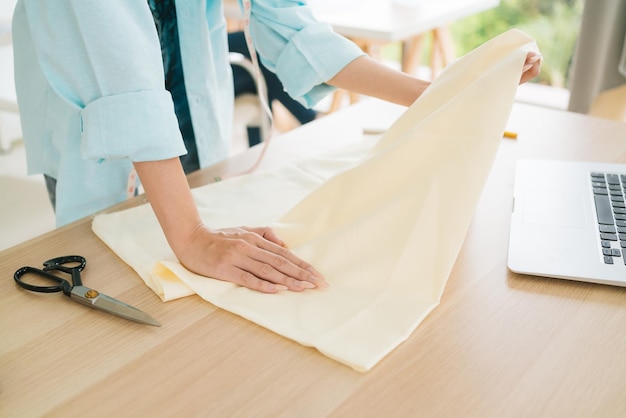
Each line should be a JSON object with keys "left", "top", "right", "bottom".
{"left": 2, "top": 99, "right": 626, "bottom": 417}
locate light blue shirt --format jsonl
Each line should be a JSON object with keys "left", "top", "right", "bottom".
{"left": 12, "top": 0, "right": 364, "bottom": 226}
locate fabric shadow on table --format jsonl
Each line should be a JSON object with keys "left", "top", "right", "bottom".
{"left": 92, "top": 29, "right": 538, "bottom": 372}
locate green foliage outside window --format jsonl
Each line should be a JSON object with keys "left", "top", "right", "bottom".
{"left": 450, "top": 0, "right": 584, "bottom": 88}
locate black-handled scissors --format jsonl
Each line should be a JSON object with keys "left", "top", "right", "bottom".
{"left": 14, "top": 255, "right": 160, "bottom": 326}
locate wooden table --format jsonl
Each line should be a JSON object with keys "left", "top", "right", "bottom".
{"left": 312, "top": 0, "right": 501, "bottom": 110}
{"left": 225, "top": 0, "right": 498, "bottom": 70}
{"left": 310, "top": 0, "right": 498, "bottom": 71}
{"left": 3, "top": 99, "right": 626, "bottom": 417}
{"left": 224, "top": 0, "right": 499, "bottom": 110}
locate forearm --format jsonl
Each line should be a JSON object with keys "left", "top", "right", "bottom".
{"left": 133, "top": 158, "right": 202, "bottom": 255}
{"left": 328, "top": 52, "right": 542, "bottom": 104}
{"left": 327, "top": 56, "right": 430, "bottom": 107}
{"left": 132, "top": 157, "right": 328, "bottom": 293}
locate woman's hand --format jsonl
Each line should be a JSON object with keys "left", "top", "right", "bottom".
{"left": 520, "top": 51, "right": 542, "bottom": 84}
{"left": 134, "top": 158, "right": 327, "bottom": 294}
{"left": 176, "top": 224, "right": 328, "bottom": 294}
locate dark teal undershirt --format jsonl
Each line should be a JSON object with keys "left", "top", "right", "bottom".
{"left": 147, "top": 0, "right": 199, "bottom": 173}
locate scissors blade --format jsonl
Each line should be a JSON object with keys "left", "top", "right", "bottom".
{"left": 70, "top": 286, "right": 161, "bottom": 326}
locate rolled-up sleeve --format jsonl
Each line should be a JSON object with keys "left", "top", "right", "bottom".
{"left": 19, "top": 0, "right": 186, "bottom": 162}
{"left": 242, "top": 0, "right": 366, "bottom": 107}
{"left": 80, "top": 90, "right": 184, "bottom": 161}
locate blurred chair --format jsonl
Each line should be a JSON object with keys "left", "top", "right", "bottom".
{"left": 0, "top": 98, "right": 19, "bottom": 152}
{"left": 0, "top": 20, "right": 21, "bottom": 153}
{"left": 229, "top": 52, "right": 271, "bottom": 149}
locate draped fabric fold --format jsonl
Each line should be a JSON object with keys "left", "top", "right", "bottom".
{"left": 92, "top": 29, "right": 538, "bottom": 372}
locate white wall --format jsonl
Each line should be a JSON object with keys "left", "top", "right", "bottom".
{"left": 0, "top": 0, "right": 20, "bottom": 150}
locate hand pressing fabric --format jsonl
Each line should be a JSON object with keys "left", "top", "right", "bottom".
{"left": 176, "top": 225, "right": 328, "bottom": 294}
{"left": 133, "top": 157, "right": 328, "bottom": 294}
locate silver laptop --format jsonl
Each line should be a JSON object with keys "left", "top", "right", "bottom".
{"left": 508, "top": 159, "right": 626, "bottom": 287}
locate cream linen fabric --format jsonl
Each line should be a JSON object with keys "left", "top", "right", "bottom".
{"left": 92, "top": 29, "right": 538, "bottom": 372}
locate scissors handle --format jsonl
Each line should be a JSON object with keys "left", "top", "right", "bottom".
{"left": 14, "top": 266, "right": 72, "bottom": 295}
{"left": 43, "top": 255, "right": 86, "bottom": 287}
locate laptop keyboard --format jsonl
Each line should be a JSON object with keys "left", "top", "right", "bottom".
{"left": 591, "top": 172, "right": 626, "bottom": 264}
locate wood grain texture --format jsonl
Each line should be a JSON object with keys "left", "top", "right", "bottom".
{"left": 2, "top": 100, "right": 626, "bottom": 417}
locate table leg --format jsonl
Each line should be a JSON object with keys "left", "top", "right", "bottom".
{"left": 329, "top": 90, "right": 346, "bottom": 113}
{"left": 431, "top": 26, "right": 456, "bottom": 79}
{"left": 402, "top": 33, "right": 426, "bottom": 74}
{"left": 328, "top": 87, "right": 361, "bottom": 114}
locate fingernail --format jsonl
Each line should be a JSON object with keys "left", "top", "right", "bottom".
{"left": 312, "top": 276, "right": 329, "bottom": 288}
{"left": 274, "top": 284, "right": 288, "bottom": 291}
{"left": 300, "top": 281, "right": 316, "bottom": 289}
{"left": 522, "top": 64, "right": 533, "bottom": 72}
{"left": 306, "top": 267, "right": 329, "bottom": 288}
{"left": 528, "top": 55, "right": 542, "bottom": 63}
